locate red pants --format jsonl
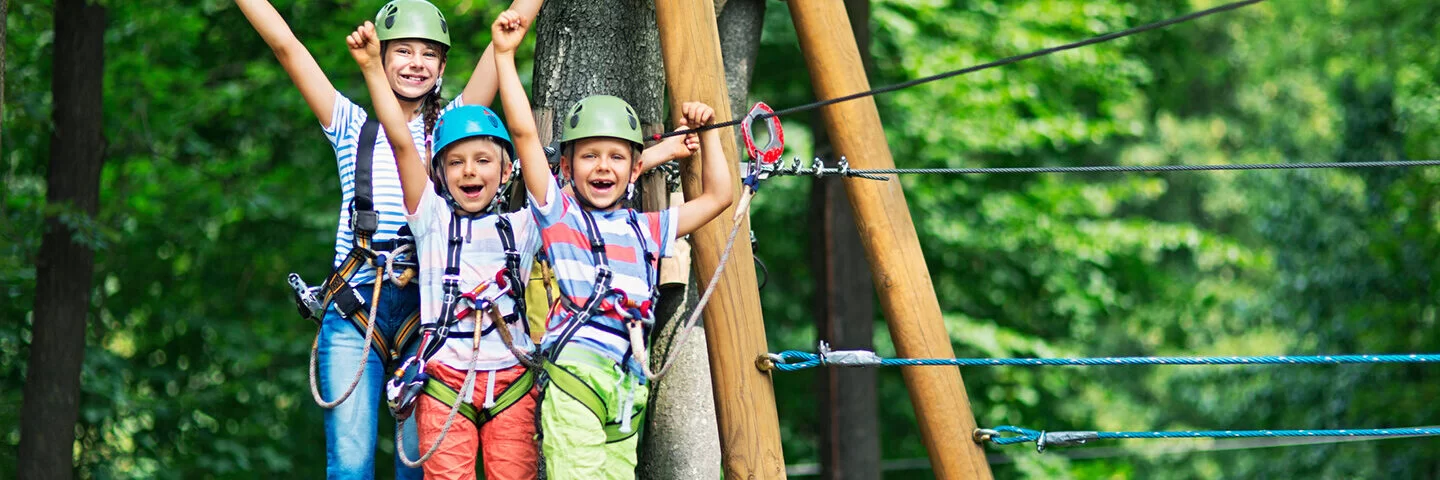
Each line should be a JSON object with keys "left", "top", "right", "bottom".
{"left": 417, "top": 362, "right": 539, "bottom": 480}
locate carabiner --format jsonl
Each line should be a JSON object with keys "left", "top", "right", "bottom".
{"left": 741, "top": 102, "right": 785, "bottom": 165}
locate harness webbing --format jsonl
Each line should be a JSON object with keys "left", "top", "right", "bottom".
{"left": 543, "top": 206, "right": 661, "bottom": 363}
{"left": 423, "top": 212, "right": 469, "bottom": 362}
{"left": 351, "top": 118, "right": 380, "bottom": 241}
{"left": 541, "top": 359, "right": 644, "bottom": 444}
{"left": 421, "top": 368, "right": 535, "bottom": 426}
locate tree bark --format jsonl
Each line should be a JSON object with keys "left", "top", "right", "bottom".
{"left": 19, "top": 1, "right": 107, "bottom": 479}
{"left": 2, "top": 0, "right": 8, "bottom": 155}
{"left": 811, "top": 3, "right": 881, "bottom": 479}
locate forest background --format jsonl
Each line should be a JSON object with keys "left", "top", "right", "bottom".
{"left": 4, "top": 0, "right": 1439, "bottom": 478}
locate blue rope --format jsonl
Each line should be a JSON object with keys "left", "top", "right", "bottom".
{"left": 981, "top": 425, "right": 1440, "bottom": 452}
{"left": 765, "top": 350, "right": 1440, "bottom": 372}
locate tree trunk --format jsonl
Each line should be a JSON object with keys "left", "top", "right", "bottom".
{"left": 19, "top": 1, "right": 107, "bottom": 479}
{"left": 812, "top": 0, "right": 881, "bottom": 479}
{"left": 2, "top": 0, "right": 8, "bottom": 155}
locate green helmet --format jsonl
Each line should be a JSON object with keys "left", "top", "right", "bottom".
{"left": 375, "top": 0, "right": 450, "bottom": 49}
{"left": 559, "top": 95, "right": 644, "bottom": 150}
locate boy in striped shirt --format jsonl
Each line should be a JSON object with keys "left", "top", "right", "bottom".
{"left": 491, "top": 10, "right": 734, "bottom": 478}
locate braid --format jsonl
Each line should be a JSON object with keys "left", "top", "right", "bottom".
{"left": 422, "top": 90, "right": 443, "bottom": 151}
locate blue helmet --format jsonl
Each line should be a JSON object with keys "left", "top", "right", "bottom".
{"left": 431, "top": 106, "right": 515, "bottom": 211}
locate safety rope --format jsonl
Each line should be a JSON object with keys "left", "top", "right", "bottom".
{"left": 307, "top": 241, "right": 405, "bottom": 408}
{"left": 761, "top": 345, "right": 1440, "bottom": 372}
{"left": 638, "top": 188, "right": 756, "bottom": 381}
{"left": 976, "top": 425, "right": 1440, "bottom": 452}
{"left": 653, "top": 0, "right": 1264, "bottom": 141}
{"left": 396, "top": 310, "right": 484, "bottom": 467}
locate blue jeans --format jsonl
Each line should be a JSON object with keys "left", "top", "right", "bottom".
{"left": 318, "top": 281, "right": 423, "bottom": 480}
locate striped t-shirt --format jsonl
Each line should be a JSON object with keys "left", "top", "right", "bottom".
{"left": 408, "top": 185, "right": 540, "bottom": 371}
{"left": 529, "top": 174, "right": 677, "bottom": 376}
{"left": 322, "top": 92, "right": 462, "bottom": 286}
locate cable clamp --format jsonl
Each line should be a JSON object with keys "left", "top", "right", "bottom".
{"left": 1036, "top": 431, "right": 1099, "bottom": 453}
{"left": 816, "top": 341, "right": 883, "bottom": 367}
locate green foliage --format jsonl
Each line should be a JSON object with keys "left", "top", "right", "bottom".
{"left": 5, "top": 0, "right": 1440, "bottom": 478}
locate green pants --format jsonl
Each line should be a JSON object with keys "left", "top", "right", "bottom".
{"left": 541, "top": 355, "right": 648, "bottom": 480}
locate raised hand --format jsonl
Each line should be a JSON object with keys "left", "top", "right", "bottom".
{"left": 346, "top": 21, "right": 383, "bottom": 70}
{"left": 491, "top": 10, "right": 527, "bottom": 55}
{"left": 681, "top": 102, "right": 715, "bottom": 128}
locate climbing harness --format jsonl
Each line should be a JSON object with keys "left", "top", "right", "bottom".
{"left": 534, "top": 205, "right": 659, "bottom": 439}
{"left": 291, "top": 117, "right": 423, "bottom": 408}
{"left": 389, "top": 209, "right": 539, "bottom": 466}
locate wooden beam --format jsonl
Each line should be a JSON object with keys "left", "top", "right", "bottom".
{"left": 788, "top": 1, "right": 996, "bottom": 478}
{"left": 654, "top": 1, "right": 787, "bottom": 479}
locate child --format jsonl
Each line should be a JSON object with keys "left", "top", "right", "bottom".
{"left": 491, "top": 10, "right": 734, "bottom": 478}
{"left": 348, "top": 20, "right": 543, "bottom": 479}
{"left": 238, "top": 0, "right": 543, "bottom": 476}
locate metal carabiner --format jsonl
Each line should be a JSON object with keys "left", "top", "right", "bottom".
{"left": 741, "top": 102, "right": 785, "bottom": 165}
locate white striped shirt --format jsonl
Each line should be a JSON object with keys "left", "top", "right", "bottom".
{"left": 322, "top": 92, "right": 462, "bottom": 286}
{"left": 408, "top": 185, "right": 540, "bottom": 371}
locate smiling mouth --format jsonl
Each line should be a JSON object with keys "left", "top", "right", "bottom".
{"left": 399, "top": 74, "right": 428, "bottom": 85}
{"left": 589, "top": 180, "right": 616, "bottom": 193}
{"left": 460, "top": 185, "right": 484, "bottom": 198}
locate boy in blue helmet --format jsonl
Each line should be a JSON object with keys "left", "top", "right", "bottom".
{"left": 349, "top": 22, "right": 541, "bottom": 480}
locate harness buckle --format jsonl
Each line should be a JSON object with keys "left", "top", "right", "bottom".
{"left": 352, "top": 210, "right": 379, "bottom": 235}
{"left": 594, "top": 264, "right": 613, "bottom": 283}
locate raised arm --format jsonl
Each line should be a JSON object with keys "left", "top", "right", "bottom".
{"left": 492, "top": 11, "right": 552, "bottom": 206}
{"left": 236, "top": 0, "right": 337, "bottom": 127}
{"left": 674, "top": 102, "right": 734, "bottom": 237}
{"left": 460, "top": 0, "right": 545, "bottom": 107}
{"left": 350, "top": 22, "right": 427, "bottom": 214}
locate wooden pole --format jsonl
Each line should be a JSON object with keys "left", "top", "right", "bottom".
{"left": 654, "top": 1, "right": 787, "bottom": 479}
{"left": 788, "top": 1, "right": 996, "bottom": 478}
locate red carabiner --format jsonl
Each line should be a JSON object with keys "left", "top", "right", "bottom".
{"left": 741, "top": 102, "right": 785, "bottom": 164}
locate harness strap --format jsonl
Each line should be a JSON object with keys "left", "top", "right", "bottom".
{"left": 422, "top": 368, "right": 536, "bottom": 426}
{"left": 351, "top": 117, "right": 380, "bottom": 238}
{"left": 495, "top": 215, "right": 528, "bottom": 336}
{"left": 423, "top": 212, "right": 468, "bottom": 362}
{"left": 541, "top": 359, "right": 644, "bottom": 444}
{"left": 544, "top": 208, "right": 614, "bottom": 363}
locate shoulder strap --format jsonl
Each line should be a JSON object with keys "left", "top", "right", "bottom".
{"left": 351, "top": 117, "right": 381, "bottom": 239}
{"left": 544, "top": 208, "right": 615, "bottom": 362}
{"left": 626, "top": 210, "right": 657, "bottom": 293}
{"left": 421, "top": 212, "right": 467, "bottom": 362}
{"left": 495, "top": 215, "right": 528, "bottom": 328}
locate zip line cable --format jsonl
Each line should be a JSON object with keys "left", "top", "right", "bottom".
{"left": 760, "top": 346, "right": 1440, "bottom": 372}
{"left": 976, "top": 425, "right": 1440, "bottom": 452}
{"left": 844, "top": 160, "right": 1440, "bottom": 176}
{"left": 653, "top": 0, "right": 1265, "bottom": 141}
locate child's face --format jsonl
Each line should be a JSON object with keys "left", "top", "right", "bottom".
{"left": 442, "top": 138, "right": 510, "bottom": 214}
{"left": 384, "top": 39, "right": 446, "bottom": 100}
{"left": 563, "top": 137, "right": 639, "bottom": 211}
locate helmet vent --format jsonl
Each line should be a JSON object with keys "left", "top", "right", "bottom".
{"left": 439, "top": 16, "right": 448, "bottom": 33}
{"left": 384, "top": 14, "right": 396, "bottom": 29}
{"left": 569, "top": 114, "right": 580, "bottom": 128}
